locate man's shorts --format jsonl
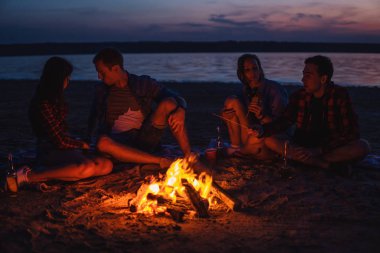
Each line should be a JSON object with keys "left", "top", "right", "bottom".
{"left": 108, "top": 124, "right": 164, "bottom": 153}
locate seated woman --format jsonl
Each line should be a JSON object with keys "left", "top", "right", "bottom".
{"left": 11, "top": 56, "right": 113, "bottom": 191}
{"left": 221, "top": 54, "right": 288, "bottom": 160}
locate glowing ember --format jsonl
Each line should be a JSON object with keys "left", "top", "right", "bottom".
{"left": 130, "top": 154, "right": 213, "bottom": 215}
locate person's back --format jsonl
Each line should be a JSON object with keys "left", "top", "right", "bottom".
{"left": 29, "top": 96, "right": 66, "bottom": 145}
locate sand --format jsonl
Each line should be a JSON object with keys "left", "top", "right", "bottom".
{"left": 1, "top": 80, "right": 380, "bottom": 253}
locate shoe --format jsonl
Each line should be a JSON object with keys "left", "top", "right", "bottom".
{"left": 7, "top": 166, "right": 32, "bottom": 192}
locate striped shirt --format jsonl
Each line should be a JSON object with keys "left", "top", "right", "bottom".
{"left": 88, "top": 73, "right": 186, "bottom": 137}
{"left": 106, "top": 85, "right": 145, "bottom": 133}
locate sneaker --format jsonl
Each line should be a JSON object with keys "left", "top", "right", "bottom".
{"left": 15, "top": 166, "right": 32, "bottom": 189}
{"left": 2, "top": 165, "right": 31, "bottom": 193}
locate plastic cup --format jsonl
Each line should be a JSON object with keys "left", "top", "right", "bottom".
{"left": 205, "top": 148, "right": 217, "bottom": 166}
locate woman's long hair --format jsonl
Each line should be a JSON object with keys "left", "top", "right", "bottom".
{"left": 236, "top": 54, "right": 265, "bottom": 85}
{"left": 34, "top": 56, "right": 73, "bottom": 104}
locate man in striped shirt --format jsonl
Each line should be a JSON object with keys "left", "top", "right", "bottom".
{"left": 88, "top": 48, "right": 191, "bottom": 167}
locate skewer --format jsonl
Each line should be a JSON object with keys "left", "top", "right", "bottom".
{"left": 212, "top": 113, "right": 249, "bottom": 129}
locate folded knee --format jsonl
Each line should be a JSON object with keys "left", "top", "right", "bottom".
{"left": 224, "top": 96, "right": 240, "bottom": 109}
{"left": 157, "top": 97, "right": 177, "bottom": 113}
{"left": 358, "top": 139, "right": 371, "bottom": 157}
{"left": 96, "top": 135, "right": 113, "bottom": 152}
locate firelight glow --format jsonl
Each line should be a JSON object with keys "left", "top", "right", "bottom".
{"left": 0, "top": 0, "right": 379, "bottom": 43}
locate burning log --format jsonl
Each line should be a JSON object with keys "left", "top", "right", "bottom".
{"left": 129, "top": 183, "right": 150, "bottom": 212}
{"left": 210, "top": 182, "right": 242, "bottom": 211}
{"left": 166, "top": 208, "right": 185, "bottom": 222}
{"left": 129, "top": 154, "right": 241, "bottom": 220}
{"left": 182, "top": 179, "right": 209, "bottom": 218}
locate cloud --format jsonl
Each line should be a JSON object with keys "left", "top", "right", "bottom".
{"left": 178, "top": 22, "right": 211, "bottom": 28}
{"left": 291, "top": 13, "right": 322, "bottom": 22}
{"left": 208, "top": 14, "right": 263, "bottom": 28}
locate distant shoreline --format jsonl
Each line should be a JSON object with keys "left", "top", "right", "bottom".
{"left": 2, "top": 79, "right": 380, "bottom": 88}
{"left": 2, "top": 79, "right": 379, "bottom": 89}
{"left": 1, "top": 41, "right": 379, "bottom": 56}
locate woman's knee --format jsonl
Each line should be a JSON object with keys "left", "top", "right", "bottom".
{"left": 224, "top": 96, "right": 240, "bottom": 109}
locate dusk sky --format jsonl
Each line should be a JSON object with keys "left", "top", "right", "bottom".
{"left": 1, "top": 0, "right": 379, "bottom": 44}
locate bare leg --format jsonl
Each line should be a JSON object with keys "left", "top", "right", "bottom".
{"left": 222, "top": 96, "right": 250, "bottom": 147}
{"left": 171, "top": 124, "right": 191, "bottom": 156}
{"left": 322, "top": 139, "right": 370, "bottom": 163}
{"left": 28, "top": 151, "right": 113, "bottom": 182}
{"left": 150, "top": 98, "right": 191, "bottom": 155}
{"left": 265, "top": 136, "right": 329, "bottom": 168}
{"left": 243, "top": 135, "right": 276, "bottom": 160}
{"left": 97, "top": 135, "right": 163, "bottom": 164}
{"left": 225, "top": 113, "right": 242, "bottom": 148}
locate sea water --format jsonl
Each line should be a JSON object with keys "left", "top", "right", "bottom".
{"left": 0, "top": 52, "right": 379, "bottom": 87}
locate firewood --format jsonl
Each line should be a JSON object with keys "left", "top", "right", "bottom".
{"left": 210, "top": 182, "right": 242, "bottom": 211}
{"left": 181, "top": 179, "right": 209, "bottom": 218}
{"left": 166, "top": 208, "right": 185, "bottom": 222}
{"left": 129, "top": 183, "right": 150, "bottom": 212}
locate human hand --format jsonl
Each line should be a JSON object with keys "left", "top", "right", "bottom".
{"left": 247, "top": 124, "right": 263, "bottom": 138}
{"left": 289, "top": 146, "right": 315, "bottom": 162}
{"left": 82, "top": 142, "right": 90, "bottom": 150}
{"left": 221, "top": 108, "right": 235, "bottom": 120}
{"left": 248, "top": 100, "right": 263, "bottom": 119}
{"left": 168, "top": 107, "right": 186, "bottom": 133}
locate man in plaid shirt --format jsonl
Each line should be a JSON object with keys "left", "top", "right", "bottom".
{"left": 253, "top": 55, "right": 370, "bottom": 169}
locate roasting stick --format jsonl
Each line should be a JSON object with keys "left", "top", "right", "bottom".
{"left": 212, "top": 113, "right": 249, "bottom": 130}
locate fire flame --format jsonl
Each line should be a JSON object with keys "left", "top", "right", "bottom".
{"left": 130, "top": 155, "right": 213, "bottom": 215}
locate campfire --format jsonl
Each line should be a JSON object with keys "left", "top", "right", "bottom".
{"left": 129, "top": 154, "right": 240, "bottom": 221}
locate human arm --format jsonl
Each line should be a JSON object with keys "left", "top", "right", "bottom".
{"left": 261, "top": 90, "right": 298, "bottom": 136}
{"left": 249, "top": 83, "right": 288, "bottom": 124}
{"left": 327, "top": 88, "right": 360, "bottom": 149}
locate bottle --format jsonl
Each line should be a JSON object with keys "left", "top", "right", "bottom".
{"left": 247, "top": 87, "right": 262, "bottom": 125}
{"left": 6, "top": 153, "right": 18, "bottom": 193}
{"left": 216, "top": 126, "right": 224, "bottom": 160}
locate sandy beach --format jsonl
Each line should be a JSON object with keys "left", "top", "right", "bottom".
{"left": 1, "top": 80, "right": 380, "bottom": 253}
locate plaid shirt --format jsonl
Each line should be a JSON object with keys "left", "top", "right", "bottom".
{"left": 29, "top": 99, "right": 85, "bottom": 149}
{"left": 264, "top": 82, "right": 360, "bottom": 150}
